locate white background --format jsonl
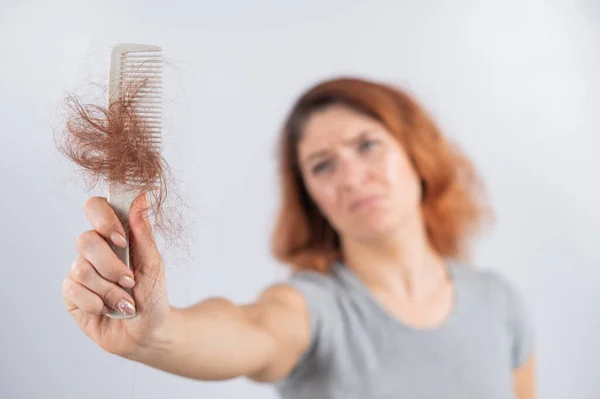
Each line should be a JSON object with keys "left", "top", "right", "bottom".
{"left": 1, "top": 0, "right": 599, "bottom": 398}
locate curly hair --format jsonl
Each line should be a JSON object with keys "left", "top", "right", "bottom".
{"left": 271, "top": 77, "right": 492, "bottom": 273}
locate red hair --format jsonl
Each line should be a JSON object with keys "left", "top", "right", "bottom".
{"left": 271, "top": 77, "right": 492, "bottom": 273}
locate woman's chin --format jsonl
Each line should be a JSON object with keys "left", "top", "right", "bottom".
{"left": 349, "top": 218, "right": 398, "bottom": 242}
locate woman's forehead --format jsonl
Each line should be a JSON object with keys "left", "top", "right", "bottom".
{"left": 300, "top": 105, "right": 382, "bottom": 147}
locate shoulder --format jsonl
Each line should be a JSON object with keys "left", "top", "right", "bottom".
{"left": 243, "top": 272, "right": 337, "bottom": 383}
{"left": 277, "top": 269, "right": 344, "bottom": 366}
{"left": 256, "top": 269, "right": 340, "bottom": 338}
{"left": 255, "top": 269, "right": 337, "bottom": 308}
{"left": 282, "top": 268, "right": 341, "bottom": 326}
{"left": 285, "top": 269, "right": 338, "bottom": 293}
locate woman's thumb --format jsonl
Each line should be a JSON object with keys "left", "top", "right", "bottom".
{"left": 128, "top": 192, "right": 160, "bottom": 269}
{"left": 129, "top": 192, "right": 152, "bottom": 233}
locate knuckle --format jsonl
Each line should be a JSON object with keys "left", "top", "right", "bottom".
{"left": 76, "top": 231, "right": 97, "bottom": 254}
{"left": 102, "top": 284, "right": 117, "bottom": 305}
{"left": 70, "top": 260, "right": 91, "bottom": 282}
{"left": 83, "top": 196, "right": 104, "bottom": 213}
{"left": 61, "top": 277, "right": 77, "bottom": 300}
{"left": 101, "top": 262, "right": 119, "bottom": 280}
{"left": 70, "top": 255, "right": 84, "bottom": 271}
{"left": 98, "top": 262, "right": 123, "bottom": 283}
{"left": 91, "top": 298, "right": 105, "bottom": 314}
{"left": 83, "top": 197, "right": 93, "bottom": 213}
{"left": 98, "top": 218, "right": 119, "bottom": 234}
{"left": 81, "top": 297, "right": 103, "bottom": 314}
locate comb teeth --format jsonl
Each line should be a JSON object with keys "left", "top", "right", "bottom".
{"left": 119, "top": 48, "right": 162, "bottom": 154}
{"left": 108, "top": 44, "right": 163, "bottom": 188}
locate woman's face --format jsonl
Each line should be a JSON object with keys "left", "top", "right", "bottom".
{"left": 297, "top": 104, "right": 422, "bottom": 243}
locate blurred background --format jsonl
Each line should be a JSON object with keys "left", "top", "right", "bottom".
{"left": 1, "top": 0, "right": 599, "bottom": 397}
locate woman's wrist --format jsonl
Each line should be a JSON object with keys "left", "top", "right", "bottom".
{"left": 128, "top": 306, "right": 186, "bottom": 362}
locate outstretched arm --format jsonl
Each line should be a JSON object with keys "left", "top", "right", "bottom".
{"left": 129, "top": 284, "right": 312, "bottom": 383}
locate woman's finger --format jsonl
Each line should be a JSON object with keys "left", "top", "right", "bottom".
{"left": 76, "top": 230, "right": 135, "bottom": 288}
{"left": 70, "top": 256, "right": 136, "bottom": 315}
{"left": 83, "top": 196, "right": 128, "bottom": 249}
{"left": 62, "top": 275, "right": 110, "bottom": 315}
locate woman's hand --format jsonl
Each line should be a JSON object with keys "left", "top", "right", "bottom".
{"left": 62, "top": 193, "right": 171, "bottom": 358}
{"left": 62, "top": 193, "right": 312, "bottom": 382}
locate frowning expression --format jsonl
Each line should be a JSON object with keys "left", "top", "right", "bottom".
{"left": 297, "top": 104, "right": 422, "bottom": 242}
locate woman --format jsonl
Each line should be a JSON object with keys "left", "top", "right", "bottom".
{"left": 62, "top": 77, "right": 535, "bottom": 398}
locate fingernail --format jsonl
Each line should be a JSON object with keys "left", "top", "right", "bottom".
{"left": 111, "top": 232, "right": 127, "bottom": 248}
{"left": 116, "top": 298, "right": 136, "bottom": 315}
{"left": 119, "top": 275, "right": 136, "bottom": 288}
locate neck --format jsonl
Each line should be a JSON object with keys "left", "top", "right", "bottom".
{"left": 340, "top": 210, "right": 448, "bottom": 300}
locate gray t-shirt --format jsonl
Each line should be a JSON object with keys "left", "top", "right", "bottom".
{"left": 275, "top": 260, "right": 534, "bottom": 399}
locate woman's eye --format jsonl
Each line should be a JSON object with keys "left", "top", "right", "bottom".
{"left": 359, "top": 139, "right": 378, "bottom": 152}
{"left": 312, "top": 160, "right": 332, "bottom": 174}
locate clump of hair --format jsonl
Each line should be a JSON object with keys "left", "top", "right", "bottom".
{"left": 55, "top": 78, "right": 189, "bottom": 260}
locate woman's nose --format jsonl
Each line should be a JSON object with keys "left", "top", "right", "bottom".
{"left": 337, "top": 157, "right": 368, "bottom": 190}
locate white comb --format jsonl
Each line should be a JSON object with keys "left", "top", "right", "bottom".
{"left": 105, "top": 43, "right": 163, "bottom": 319}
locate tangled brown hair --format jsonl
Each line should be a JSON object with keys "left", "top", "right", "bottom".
{"left": 271, "top": 77, "right": 492, "bottom": 273}
{"left": 55, "top": 78, "right": 188, "bottom": 260}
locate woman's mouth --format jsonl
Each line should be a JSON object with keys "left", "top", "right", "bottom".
{"left": 349, "top": 195, "right": 382, "bottom": 212}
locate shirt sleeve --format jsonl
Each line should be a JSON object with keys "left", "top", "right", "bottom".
{"left": 284, "top": 270, "right": 335, "bottom": 367}
{"left": 498, "top": 274, "right": 535, "bottom": 369}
